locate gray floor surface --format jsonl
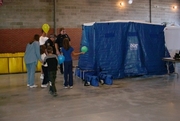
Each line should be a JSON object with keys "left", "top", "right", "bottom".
{"left": 0, "top": 65, "right": 180, "bottom": 121}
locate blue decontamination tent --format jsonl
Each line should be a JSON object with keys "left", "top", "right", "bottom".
{"left": 78, "top": 20, "right": 171, "bottom": 79}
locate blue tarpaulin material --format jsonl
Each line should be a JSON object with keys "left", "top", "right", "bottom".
{"left": 78, "top": 21, "right": 170, "bottom": 79}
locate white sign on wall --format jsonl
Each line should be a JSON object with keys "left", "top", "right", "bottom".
{"left": 164, "top": 26, "right": 180, "bottom": 57}
{"left": 164, "top": 26, "right": 180, "bottom": 50}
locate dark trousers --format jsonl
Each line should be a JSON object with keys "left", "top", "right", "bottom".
{"left": 42, "top": 66, "right": 49, "bottom": 85}
{"left": 48, "top": 71, "right": 57, "bottom": 93}
{"left": 64, "top": 61, "right": 73, "bottom": 86}
{"left": 60, "top": 63, "right": 63, "bottom": 74}
{"left": 59, "top": 48, "right": 64, "bottom": 74}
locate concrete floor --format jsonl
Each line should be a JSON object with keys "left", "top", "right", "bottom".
{"left": 0, "top": 68, "right": 180, "bottom": 121}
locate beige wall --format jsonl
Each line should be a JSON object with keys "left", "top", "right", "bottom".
{"left": 0, "top": 0, "right": 179, "bottom": 29}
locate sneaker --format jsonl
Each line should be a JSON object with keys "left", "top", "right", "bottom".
{"left": 40, "top": 74, "right": 44, "bottom": 80}
{"left": 49, "top": 91, "right": 53, "bottom": 95}
{"left": 84, "top": 81, "right": 90, "bottom": 86}
{"left": 53, "top": 92, "right": 58, "bottom": 97}
{"left": 64, "top": 86, "right": 68, "bottom": 89}
{"left": 100, "top": 80, "right": 104, "bottom": 85}
{"left": 27, "top": 84, "right": 30, "bottom": 87}
{"left": 69, "top": 86, "right": 73, "bottom": 89}
{"left": 29, "top": 85, "right": 38, "bottom": 88}
{"left": 41, "top": 84, "right": 47, "bottom": 88}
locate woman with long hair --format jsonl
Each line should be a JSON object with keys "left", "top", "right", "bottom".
{"left": 61, "top": 38, "right": 84, "bottom": 88}
{"left": 24, "top": 34, "right": 42, "bottom": 88}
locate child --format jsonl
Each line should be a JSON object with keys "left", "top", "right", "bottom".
{"left": 40, "top": 45, "right": 48, "bottom": 87}
{"left": 44, "top": 46, "right": 58, "bottom": 96}
{"left": 61, "top": 38, "right": 84, "bottom": 88}
{"left": 55, "top": 28, "right": 71, "bottom": 74}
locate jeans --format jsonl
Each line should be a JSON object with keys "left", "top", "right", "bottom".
{"left": 26, "top": 62, "right": 37, "bottom": 86}
{"left": 64, "top": 61, "right": 73, "bottom": 86}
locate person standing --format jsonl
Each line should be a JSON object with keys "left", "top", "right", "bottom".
{"left": 44, "top": 46, "right": 58, "bottom": 96}
{"left": 44, "top": 34, "right": 57, "bottom": 55}
{"left": 55, "top": 27, "right": 71, "bottom": 74}
{"left": 39, "top": 30, "right": 48, "bottom": 80}
{"left": 40, "top": 45, "right": 49, "bottom": 88}
{"left": 24, "top": 34, "right": 42, "bottom": 88}
{"left": 39, "top": 30, "right": 48, "bottom": 45}
{"left": 61, "top": 38, "right": 84, "bottom": 88}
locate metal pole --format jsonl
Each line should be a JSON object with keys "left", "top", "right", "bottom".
{"left": 149, "top": 0, "right": 151, "bottom": 23}
{"left": 53, "top": 0, "right": 56, "bottom": 34}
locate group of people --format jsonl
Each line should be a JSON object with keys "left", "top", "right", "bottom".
{"left": 24, "top": 27, "right": 84, "bottom": 97}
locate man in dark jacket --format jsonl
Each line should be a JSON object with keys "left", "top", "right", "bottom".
{"left": 44, "top": 34, "right": 56, "bottom": 55}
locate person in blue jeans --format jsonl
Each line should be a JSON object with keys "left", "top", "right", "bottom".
{"left": 61, "top": 38, "right": 84, "bottom": 89}
{"left": 24, "top": 34, "right": 42, "bottom": 88}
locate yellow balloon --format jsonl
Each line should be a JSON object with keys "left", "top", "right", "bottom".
{"left": 42, "top": 24, "right": 50, "bottom": 34}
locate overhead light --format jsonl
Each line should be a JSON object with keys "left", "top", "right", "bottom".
{"left": 128, "top": 0, "right": 133, "bottom": 4}
{"left": 172, "top": 5, "right": 177, "bottom": 9}
{"left": 120, "top": 2, "right": 124, "bottom": 6}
